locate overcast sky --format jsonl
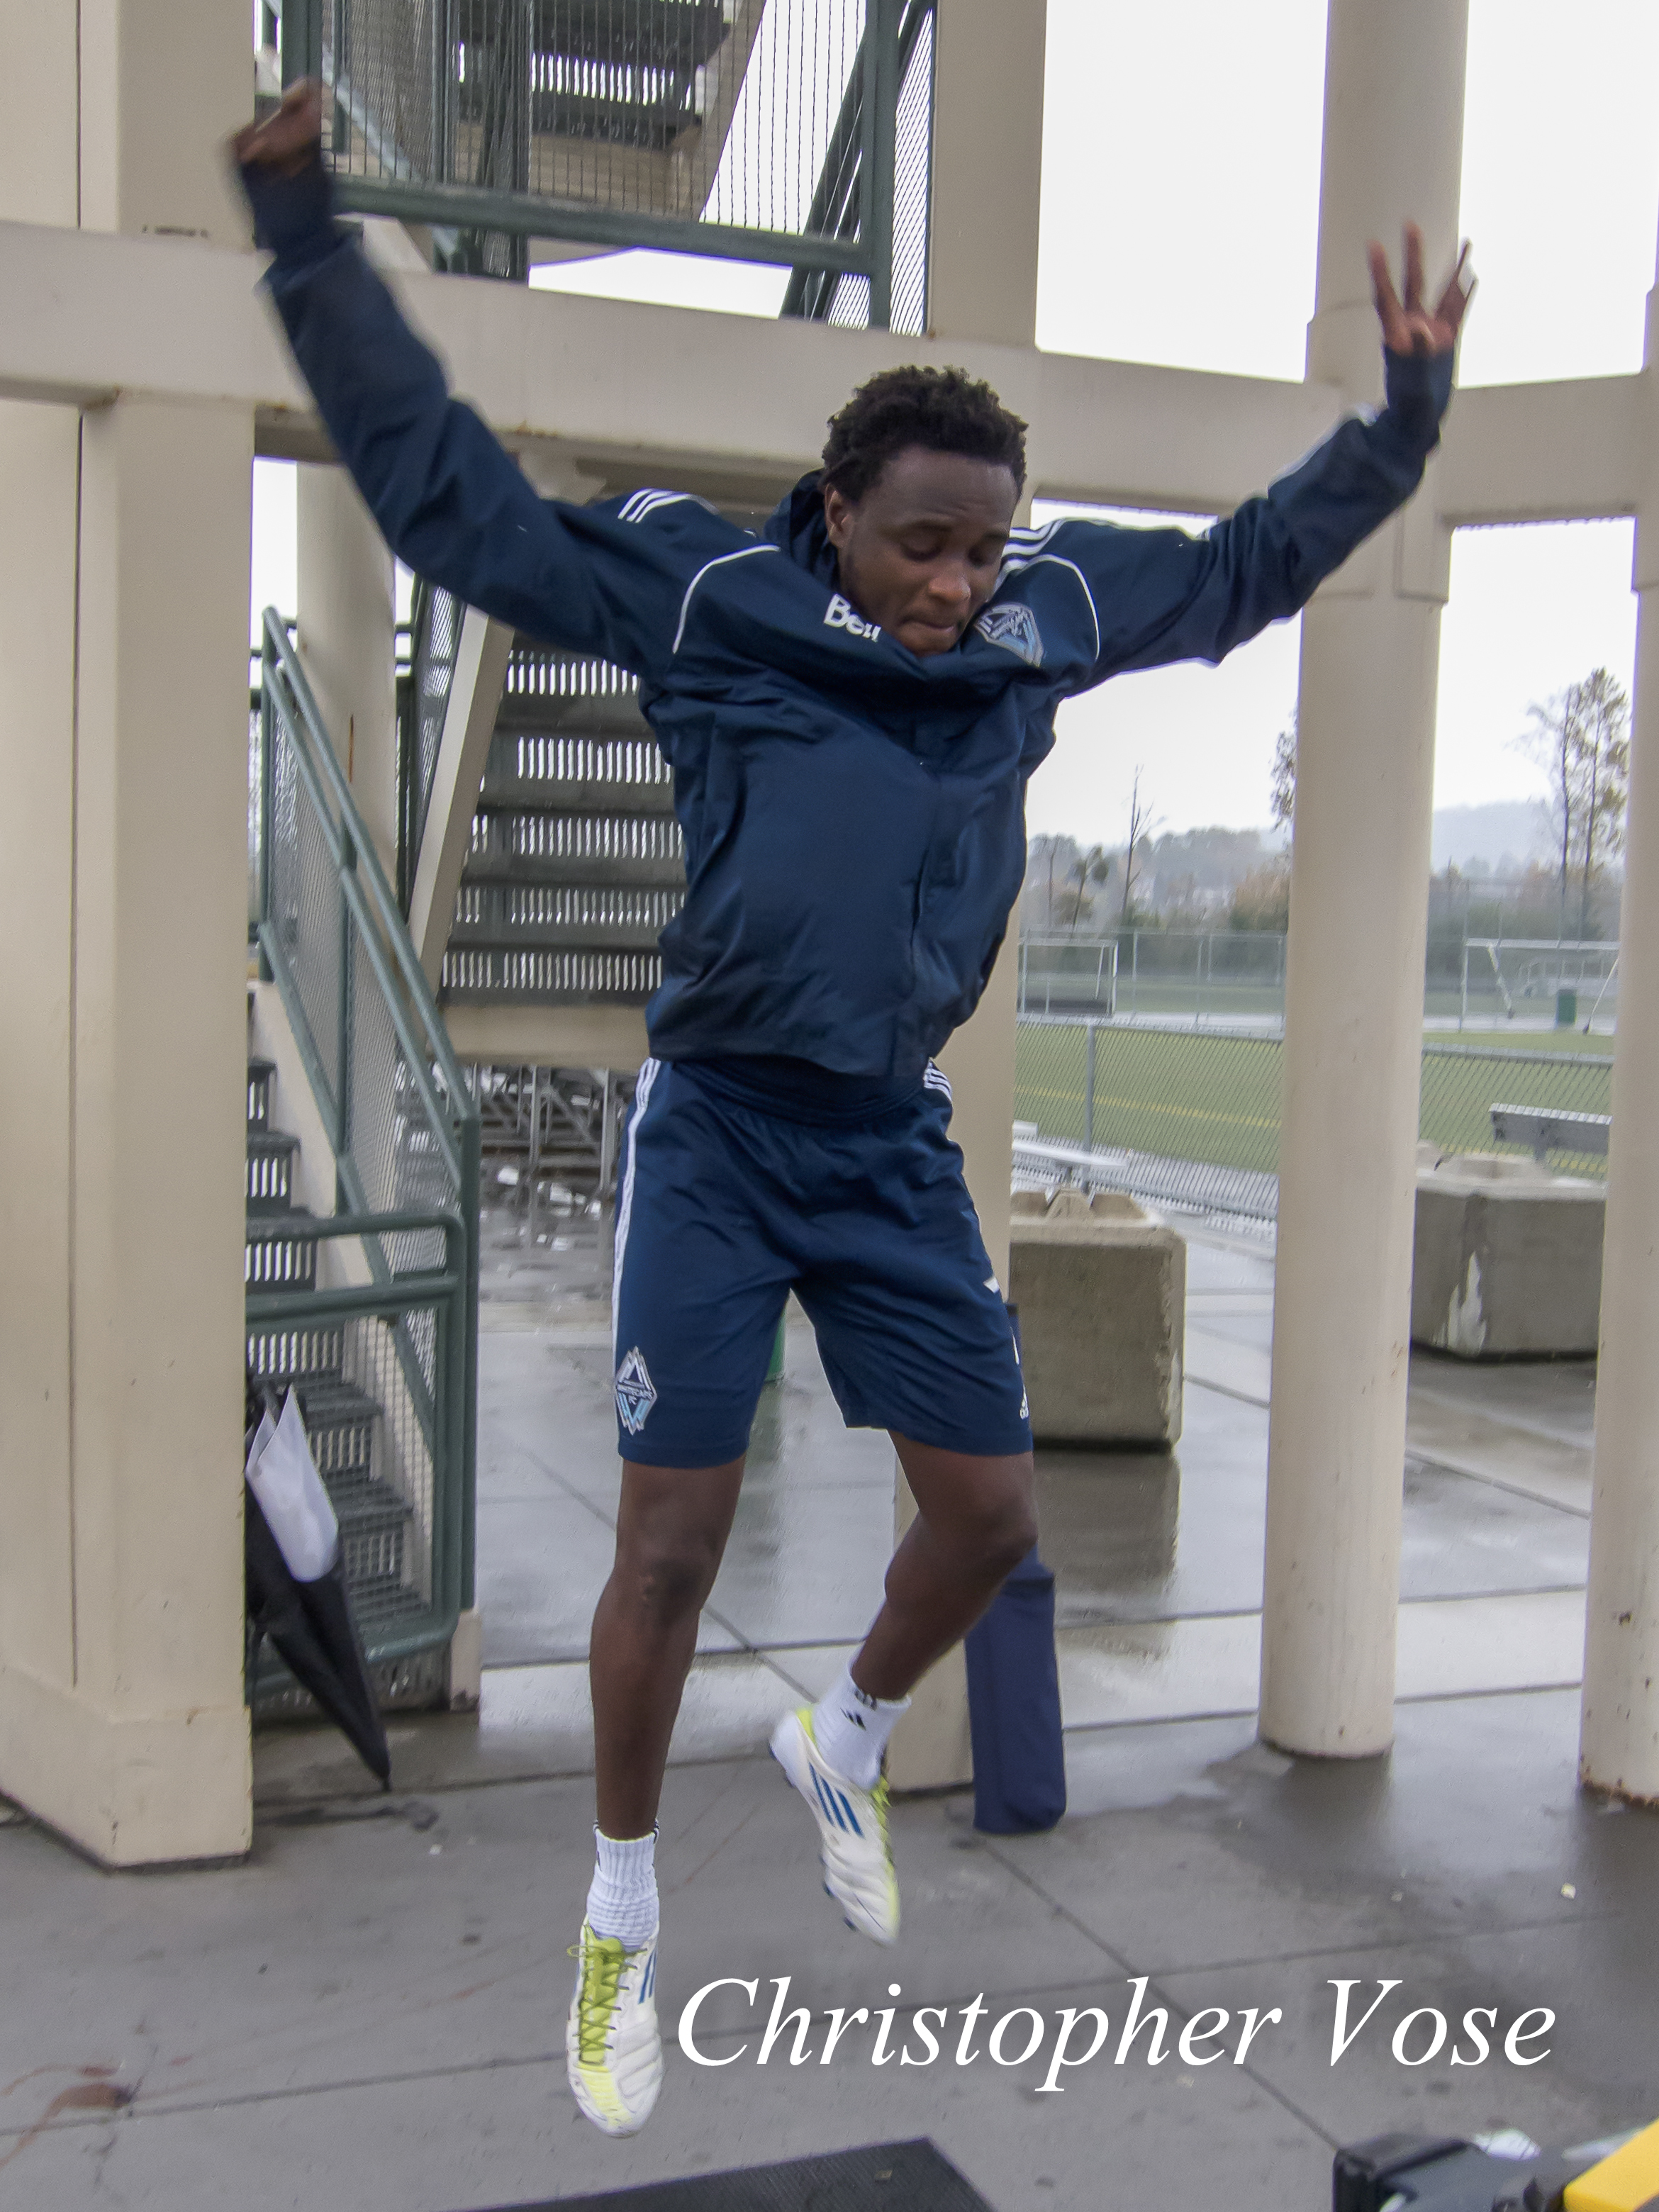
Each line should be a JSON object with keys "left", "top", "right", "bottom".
{"left": 250, "top": 0, "right": 1659, "bottom": 847}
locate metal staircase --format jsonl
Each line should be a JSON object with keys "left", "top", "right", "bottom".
{"left": 274, "top": 0, "right": 915, "bottom": 319}
{"left": 441, "top": 636, "right": 685, "bottom": 1007}
{"left": 245, "top": 1053, "right": 425, "bottom": 1665}
{"left": 249, "top": 607, "right": 481, "bottom": 1716}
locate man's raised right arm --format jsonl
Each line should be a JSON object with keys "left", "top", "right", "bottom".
{"left": 235, "top": 88, "right": 693, "bottom": 672}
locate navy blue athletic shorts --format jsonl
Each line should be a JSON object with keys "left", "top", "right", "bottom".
{"left": 610, "top": 1057, "right": 1032, "bottom": 1468}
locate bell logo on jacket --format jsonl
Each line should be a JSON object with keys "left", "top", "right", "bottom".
{"left": 822, "top": 592, "right": 882, "bottom": 642}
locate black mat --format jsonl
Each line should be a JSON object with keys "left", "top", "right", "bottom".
{"left": 472, "top": 2138, "right": 997, "bottom": 2211}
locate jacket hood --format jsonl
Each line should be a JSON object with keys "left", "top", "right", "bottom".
{"left": 764, "top": 471, "right": 841, "bottom": 589}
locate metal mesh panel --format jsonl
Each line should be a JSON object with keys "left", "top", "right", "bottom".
{"left": 339, "top": 1313, "right": 438, "bottom": 1622}
{"left": 252, "top": 608, "right": 480, "bottom": 1697}
{"left": 267, "top": 696, "right": 346, "bottom": 1108}
{"left": 888, "top": 0, "right": 930, "bottom": 337}
{"left": 248, "top": 696, "right": 264, "bottom": 937}
{"left": 307, "top": 0, "right": 876, "bottom": 240}
{"left": 1013, "top": 1017, "right": 1615, "bottom": 1231}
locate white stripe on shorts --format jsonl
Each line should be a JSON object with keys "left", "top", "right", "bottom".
{"left": 611, "top": 1057, "right": 661, "bottom": 1361}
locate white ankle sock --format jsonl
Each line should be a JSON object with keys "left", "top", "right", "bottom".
{"left": 586, "top": 1826, "right": 659, "bottom": 1948}
{"left": 810, "top": 1663, "right": 909, "bottom": 1789}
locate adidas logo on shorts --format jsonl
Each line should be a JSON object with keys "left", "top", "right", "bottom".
{"left": 615, "top": 1346, "right": 658, "bottom": 1434}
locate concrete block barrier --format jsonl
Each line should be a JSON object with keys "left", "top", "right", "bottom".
{"left": 1411, "top": 1147, "right": 1605, "bottom": 1359}
{"left": 1008, "top": 1190, "right": 1185, "bottom": 1446}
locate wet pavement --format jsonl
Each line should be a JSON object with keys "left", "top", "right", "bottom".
{"left": 4, "top": 1199, "right": 1655, "bottom": 2211}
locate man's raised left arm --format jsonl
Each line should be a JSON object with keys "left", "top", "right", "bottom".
{"left": 1051, "top": 227, "right": 1474, "bottom": 688}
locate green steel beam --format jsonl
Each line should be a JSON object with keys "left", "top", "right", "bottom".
{"left": 330, "top": 173, "right": 875, "bottom": 274}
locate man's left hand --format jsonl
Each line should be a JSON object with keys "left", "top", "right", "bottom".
{"left": 1366, "top": 223, "right": 1473, "bottom": 357}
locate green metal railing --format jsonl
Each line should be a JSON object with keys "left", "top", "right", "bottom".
{"left": 252, "top": 604, "right": 481, "bottom": 1672}
{"left": 276, "top": 0, "right": 920, "bottom": 325}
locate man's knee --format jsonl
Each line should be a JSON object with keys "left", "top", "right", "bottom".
{"left": 982, "top": 1496, "right": 1039, "bottom": 1577}
{"left": 937, "top": 1464, "right": 1038, "bottom": 1579}
{"left": 612, "top": 1537, "right": 720, "bottom": 1626}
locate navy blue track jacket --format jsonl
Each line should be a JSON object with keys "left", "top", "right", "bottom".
{"left": 246, "top": 162, "right": 1454, "bottom": 1081}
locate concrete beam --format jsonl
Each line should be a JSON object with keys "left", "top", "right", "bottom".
{"left": 0, "top": 217, "right": 1336, "bottom": 513}
{"left": 0, "top": 216, "right": 1646, "bottom": 531}
{"left": 1439, "top": 376, "right": 1643, "bottom": 525}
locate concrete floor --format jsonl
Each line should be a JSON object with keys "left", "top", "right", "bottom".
{"left": 3, "top": 1199, "right": 1655, "bottom": 2210}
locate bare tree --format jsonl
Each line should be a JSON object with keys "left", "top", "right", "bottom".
{"left": 1024, "top": 834, "right": 1080, "bottom": 932}
{"left": 1119, "top": 771, "right": 1158, "bottom": 926}
{"left": 1573, "top": 667, "right": 1629, "bottom": 937}
{"left": 1058, "top": 844, "right": 1111, "bottom": 934}
{"left": 1519, "top": 669, "right": 1630, "bottom": 939}
{"left": 1270, "top": 712, "right": 1297, "bottom": 832}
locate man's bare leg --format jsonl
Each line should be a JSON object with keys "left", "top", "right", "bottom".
{"left": 589, "top": 1458, "right": 745, "bottom": 1838}
{"left": 849, "top": 1434, "right": 1037, "bottom": 1701}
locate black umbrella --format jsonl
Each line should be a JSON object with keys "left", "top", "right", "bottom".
{"left": 245, "top": 1380, "right": 391, "bottom": 1786}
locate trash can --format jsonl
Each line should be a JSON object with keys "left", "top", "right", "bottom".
{"left": 1556, "top": 986, "right": 1578, "bottom": 1027}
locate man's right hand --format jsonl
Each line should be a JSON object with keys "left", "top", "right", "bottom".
{"left": 233, "top": 79, "right": 324, "bottom": 177}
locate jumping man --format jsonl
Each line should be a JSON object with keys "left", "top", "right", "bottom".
{"left": 235, "top": 83, "right": 1470, "bottom": 2140}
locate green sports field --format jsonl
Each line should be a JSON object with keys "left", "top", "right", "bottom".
{"left": 1014, "top": 1022, "right": 1613, "bottom": 1181}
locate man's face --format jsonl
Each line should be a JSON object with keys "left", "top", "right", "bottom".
{"left": 823, "top": 446, "right": 1020, "bottom": 658}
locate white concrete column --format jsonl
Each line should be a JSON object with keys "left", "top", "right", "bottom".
{"left": 887, "top": 0, "right": 1046, "bottom": 1789}
{"left": 296, "top": 464, "right": 398, "bottom": 874}
{"left": 1580, "top": 263, "right": 1659, "bottom": 1803}
{"left": 0, "top": 0, "right": 255, "bottom": 1865}
{"left": 1259, "top": 0, "right": 1468, "bottom": 1757}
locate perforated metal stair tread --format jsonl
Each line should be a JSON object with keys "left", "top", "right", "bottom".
{"left": 325, "top": 1474, "right": 413, "bottom": 1530}
{"left": 245, "top": 1209, "right": 319, "bottom": 1293}
{"left": 247, "top": 1057, "right": 275, "bottom": 1131}
{"left": 246, "top": 1128, "right": 300, "bottom": 1212}
{"left": 289, "top": 1380, "right": 379, "bottom": 1483}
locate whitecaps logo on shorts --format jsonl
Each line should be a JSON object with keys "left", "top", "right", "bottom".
{"left": 615, "top": 1346, "right": 658, "bottom": 1434}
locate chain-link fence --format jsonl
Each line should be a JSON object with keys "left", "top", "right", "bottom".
{"left": 1014, "top": 1015, "right": 1614, "bottom": 1232}
{"left": 252, "top": 605, "right": 481, "bottom": 1685}
{"left": 1020, "top": 932, "right": 1290, "bottom": 1026}
{"left": 270, "top": 0, "right": 928, "bottom": 325}
{"left": 1019, "top": 929, "right": 1621, "bottom": 1037}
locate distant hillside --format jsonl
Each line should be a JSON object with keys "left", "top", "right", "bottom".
{"left": 1431, "top": 801, "right": 1547, "bottom": 872}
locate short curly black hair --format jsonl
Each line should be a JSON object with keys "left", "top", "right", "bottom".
{"left": 820, "top": 365, "right": 1027, "bottom": 502}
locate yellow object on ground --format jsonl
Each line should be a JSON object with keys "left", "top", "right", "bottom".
{"left": 1566, "top": 2118, "right": 1659, "bottom": 2212}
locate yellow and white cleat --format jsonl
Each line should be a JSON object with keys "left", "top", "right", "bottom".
{"left": 566, "top": 1919, "right": 663, "bottom": 2136}
{"left": 769, "top": 1706, "right": 900, "bottom": 1945}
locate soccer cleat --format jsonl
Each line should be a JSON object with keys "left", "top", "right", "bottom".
{"left": 769, "top": 1706, "right": 899, "bottom": 1945}
{"left": 566, "top": 1918, "right": 663, "bottom": 2136}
